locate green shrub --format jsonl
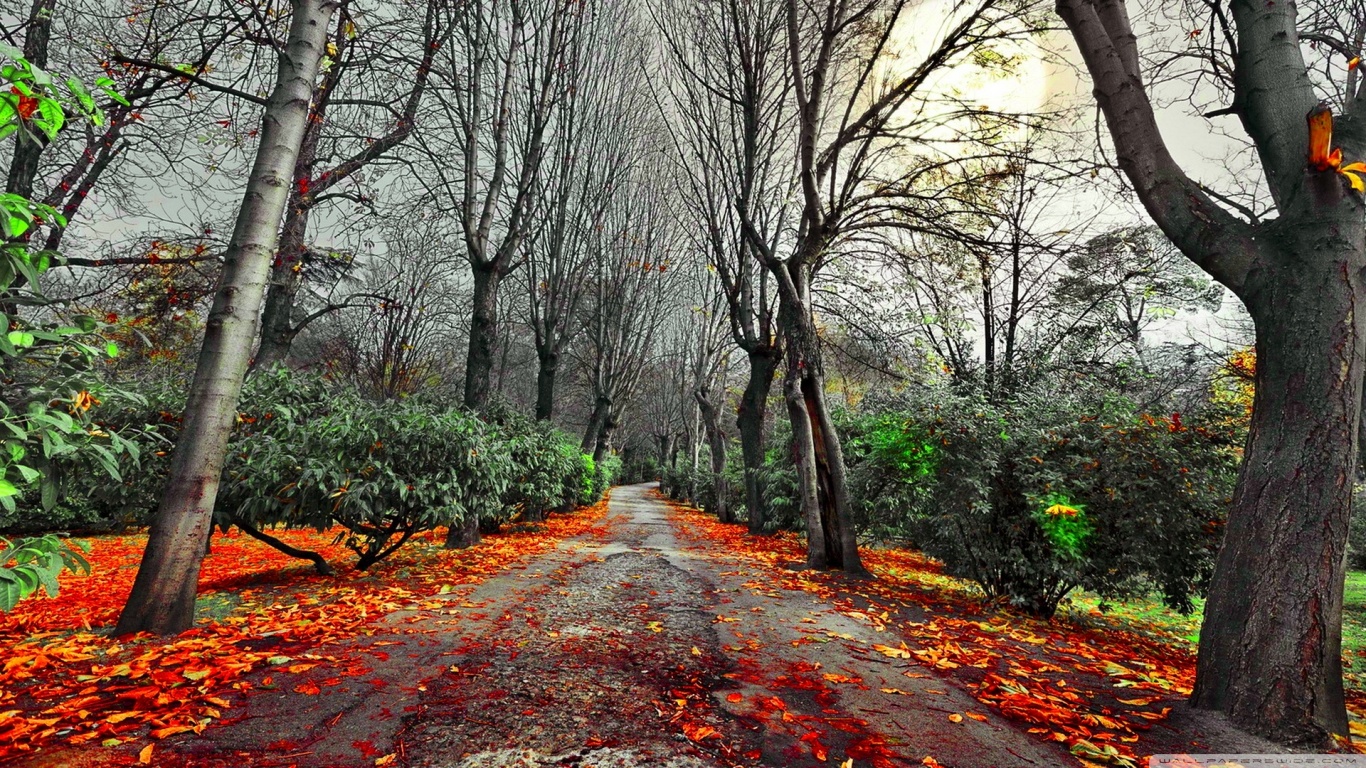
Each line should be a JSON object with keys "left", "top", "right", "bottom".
{"left": 883, "top": 386, "right": 1237, "bottom": 617}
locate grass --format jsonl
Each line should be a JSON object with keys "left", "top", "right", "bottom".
{"left": 1061, "top": 571, "right": 1366, "bottom": 691}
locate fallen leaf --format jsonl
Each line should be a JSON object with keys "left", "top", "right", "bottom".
{"left": 138, "top": 744, "right": 153, "bottom": 764}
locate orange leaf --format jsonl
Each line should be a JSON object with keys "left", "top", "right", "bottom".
{"left": 151, "top": 725, "right": 194, "bottom": 740}
{"left": 1308, "top": 103, "right": 1335, "bottom": 170}
{"left": 681, "top": 721, "right": 719, "bottom": 742}
{"left": 871, "top": 643, "right": 911, "bottom": 659}
{"left": 948, "top": 713, "right": 964, "bottom": 723}
{"left": 295, "top": 680, "right": 321, "bottom": 696}
{"left": 966, "top": 712, "right": 988, "bottom": 722}
{"left": 726, "top": 693, "right": 744, "bottom": 703}
{"left": 138, "top": 744, "right": 154, "bottom": 764}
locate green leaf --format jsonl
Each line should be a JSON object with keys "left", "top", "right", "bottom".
{"left": 0, "top": 479, "right": 17, "bottom": 498}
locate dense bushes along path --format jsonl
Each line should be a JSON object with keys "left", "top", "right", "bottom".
{"left": 13, "top": 484, "right": 1296, "bottom": 767}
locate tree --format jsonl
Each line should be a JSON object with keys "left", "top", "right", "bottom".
{"left": 252, "top": 0, "right": 452, "bottom": 369}
{"left": 738, "top": 0, "right": 1037, "bottom": 570}
{"left": 658, "top": 0, "right": 790, "bottom": 533}
{"left": 115, "top": 0, "right": 340, "bottom": 635}
{"left": 422, "top": 0, "right": 575, "bottom": 411}
{"left": 518, "top": 0, "right": 645, "bottom": 421}
{"left": 1058, "top": 0, "right": 1366, "bottom": 745}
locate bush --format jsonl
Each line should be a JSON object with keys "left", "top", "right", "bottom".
{"left": 882, "top": 385, "right": 1237, "bottom": 617}
{"left": 219, "top": 371, "right": 513, "bottom": 568}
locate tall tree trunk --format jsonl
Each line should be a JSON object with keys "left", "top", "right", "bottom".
{"left": 695, "top": 391, "right": 730, "bottom": 523}
{"left": 114, "top": 0, "right": 338, "bottom": 636}
{"left": 254, "top": 202, "right": 312, "bottom": 370}
{"left": 463, "top": 261, "right": 500, "bottom": 410}
{"left": 1192, "top": 223, "right": 1366, "bottom": 744}
{"left": 737, "top": 347, "right": 779, "bottom": 534}
{"left": 535, "top": 350, "right": 558, "bottom": 421}
{"left": 582, "top": 395, "right": 610, "bottom": 453}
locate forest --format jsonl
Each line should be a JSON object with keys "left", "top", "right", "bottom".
{"left": 0, "top": 0, "right": 1364, "bottom": 765}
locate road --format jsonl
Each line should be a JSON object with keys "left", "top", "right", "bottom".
{"left": 135, "top": 483, "right": 1074, "bottom": 768}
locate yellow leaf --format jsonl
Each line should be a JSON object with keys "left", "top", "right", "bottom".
{"left": 1342, "top": 162, "right": 1366, "bottom": 173}
{"left": 880, "top": 687, "right": 912, "bottom": 695}
{"left": 138, "top": 744, "right": 154, "bottom": 765}
{"left": 1342, "top": 170, "right": 1365, "bottom": 193}
{"left": 375, "top": 755, "right": 397, "bottom": 767}
{"left": 841, "top": 760, "right": 853, "bottom": 768}
{"left": 871, "top": 643, "right": 911, "bottom": 659}
{"left": 691, "top": 646, "right": 702, "bottom": 656}
{"left": 948, "top": 713, "right": 964, "bottom": 723}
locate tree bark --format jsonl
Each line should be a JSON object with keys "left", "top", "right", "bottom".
{"left": 737, "top": 346, "right": 779, "bottom": 533}
{"left": 254, "top": 199, "right": 312, "bottom": 370}
{"left": 695, "top": 389, "right": 730, "bottom": 523}
{"left": 114, "top": 0, "right": 338, "bottom": 636}
{"left": 1192, "top": 216, "right": 1366, "bottom": 745}
{"left": 534, "top": 351, "right": 558, "bottom": 421}
{"left": 463, "top": 261, "right": 501, "bottom": 410}
{"left": 774, "top": 265, "right": 865, "bottom": 573}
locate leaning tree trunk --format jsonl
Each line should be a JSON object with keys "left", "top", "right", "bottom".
{"left": 115, "top": 0, "right": 338, "bottom": 636}
{"left": 463, "top": 261, "right": 501, "bottom": 410}
{"left": 534, "top": 350, "right": 558, "bottom": 421}
{"left": 1192, "top": 220, "right": 1366, "bottom": 744}
{"left": 695, "top": 390, "right": 730, "bottom": 523}
{"left": 737, "top": 347, "right": 779, "bottom": 534}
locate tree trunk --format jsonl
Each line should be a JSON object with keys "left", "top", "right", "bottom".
{"left": 5, "top": 0, "right": 56, "bottom": 200}
{"left": 114, "top": 0, "right": 338, "bottom": 636}
{"left": 253, "top": 203, "right": 312, "bottom": 370}
{"left": 583, "top": 396, "right": 610, "bottom": 453}
{"left": 592, "top": 408, "right": 616, "bottom": 466}
{"left": 737, "top": 347, "right": 779, "bottom": 533}
{"left": 444, "top": 514, "right": 481, "bottom": 550}
{"left": 775, "top": 270, "right": 864, "bottom": 573}
{"left": 695, "top": 390, "right": 730, "bottom": 523}
{"left": 463, "top": 261, "right": 501, "bottom": 410}
{"left": 1192, "top": 223, "right": 1366, "bottom": 744}
{"left": 535, "top": 351, "right": 558, "bottom": 421}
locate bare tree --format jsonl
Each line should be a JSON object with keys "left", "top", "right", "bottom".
{"left": 253, "top": 0, "right": 454, "bottom": 369}
{"left": 419, "top": 0, "right": 576, "bottom": 411}
{"left": 735, "top": 0, "right": 1038, "bottom": 570}
{"left": 658, "top": 0, "right": 792, "bottom": 533}
{"left": 519, "top": 0, "right": 646, "bottom": 421}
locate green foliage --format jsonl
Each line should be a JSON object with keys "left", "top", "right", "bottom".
{"left": 0, "top": 534, "right": 90, "bottom": 611}
{"left": 1033, "top": 493, "right": 1091, "bottom": 560}
{"left": 219, "top": 370, "right": 513, "bottom": 568}
{"left": 0, "top": 50, "right": 137, "bottom": 605}
{"left": 865, "top": 385, "right": 1237, "bottom": 617}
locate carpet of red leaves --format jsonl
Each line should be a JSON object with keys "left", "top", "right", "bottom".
{"left": 0, "top": 503, "right": 608, "bottom": 763}
{"left": 662, "top": 497, "right": 1361, "bottom": 767}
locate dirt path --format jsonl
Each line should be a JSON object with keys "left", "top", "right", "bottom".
{"left": 115, "top": 483, "right": 1071, "bottom": 768}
